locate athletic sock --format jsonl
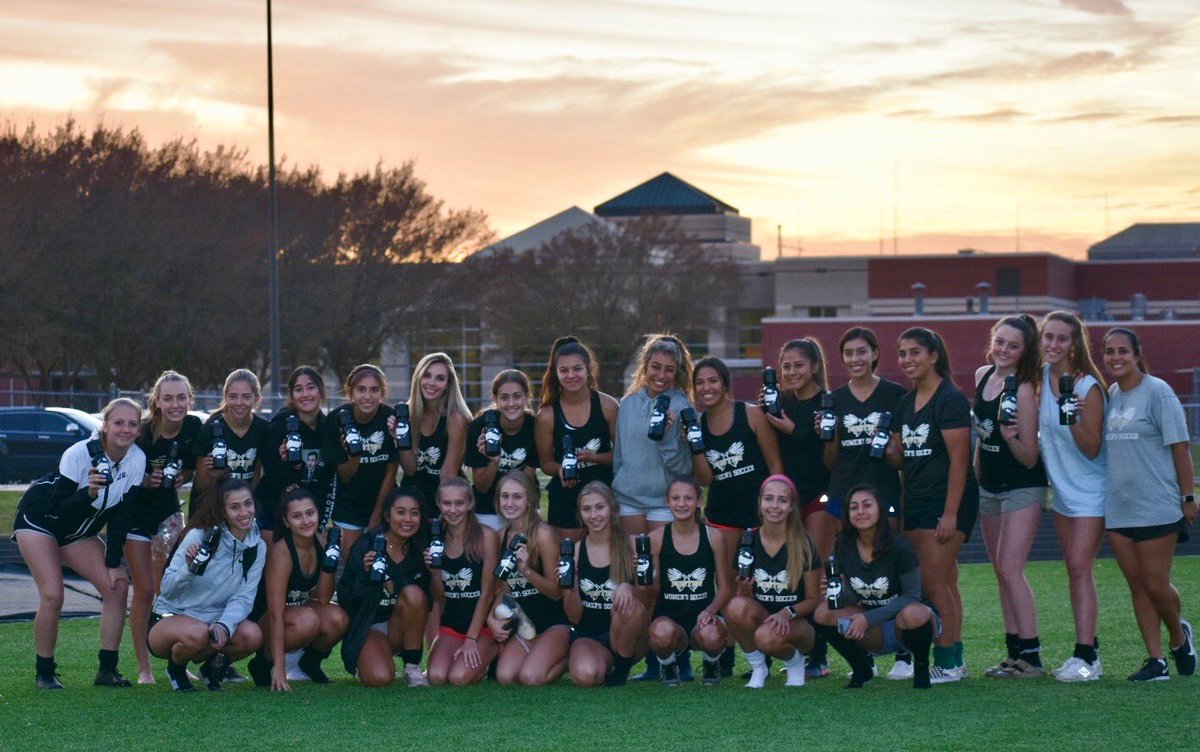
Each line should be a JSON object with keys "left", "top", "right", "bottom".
{"left": 1005, "top": 632, "right": 1020, "bottom": 661}
{"left": 719, "top": 645, "right": 736, "bottom": 676}
{"left": 783, "top": 649, "right": 806, "bottom": 686}
{"left": 98, "top": 649, "right": 119, "bottom": 672}
{"left": 298, "top": 647, "right": 332, "bottom": 684}
{"left": 933, "top": 645, "right": 956, "bottom": 670}
{"left": 1018, "top": 637, "right": 1042, "bottom": 667}
{"left": 955, "top": 640, "right": 964, "bottom": 667}
{"left": 744, "top": 650, "right": 769, "bottom": 688}
{"left": 1073, "top": 642, "right": 1098, "bottom": 664}
{"left": 607, "top": 651, "right": 636, "bottom": 686}
{"left": 658, "top": 651, "right": 677, "bottom": 666}
{"left": 401, "top": 648, "right": 423, "bottom": 667}
{"left": 703, "top": 652, "right": 720, "bottom": 664}
{"left": 900, "top": 622, "right": 934, "bottom": 690}
{"left": 814, "top": 622, "right": 874, "bottom": 687}
{"left": 745, "top": 649, "right": 767, "bottom": 669}
{"left": 36, "top": 654, "right": 56, "bottom": 676}
{"left": 808, "top": 631, "right": 828, "bottom": 665}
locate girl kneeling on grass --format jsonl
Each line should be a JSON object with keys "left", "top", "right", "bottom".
{"left": 563, "top": 481, "right": 651, "bottom": 687}
{"left": 336, "top": 486, "right": 431, "bottom": 687}
{"left": 487, "top": 471, "right": 571, "bottom": 685}
{"left": 646, "top": 476, "right": 733, "bottom": 686}
{"left": 426, "top": 477, "right": 500, "bottom": 686}
{"left": 149, "top": 479, "right": 265, "bottom": 692}
{"left": 814, "top": 484, "right": 937, "bottom": 690}
{"left": 723, "top": 475, "right": 820, "bottom": 689}
{"left": 247, "top": 487, "right": 348, "bottom": 690}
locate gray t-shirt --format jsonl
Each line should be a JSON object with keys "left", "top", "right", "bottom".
{"left": 1104, "top": 375, "right": 1189, "bottom": 528}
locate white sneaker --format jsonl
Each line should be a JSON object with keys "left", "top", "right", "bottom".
{"left": 887, "top": 658, "right": 914, "bottom": 680}
{"left": 284, "top": 649, "right": 310, "bottom": 682}
{"left": 929, "top": 665, "right": 966, "bottom": 684}
{"left": 744, "top": 663, "right": 769, "bottom": 689}
{"left": 1054, "top": 656, "right": 1100, "bottom": 683}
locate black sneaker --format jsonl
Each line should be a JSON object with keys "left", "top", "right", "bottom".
{"left": 166, "top": 661, "right": 195, "bottom": 692}
{"left": 719, "top": 646, "right": 735, "bottom": 678}
{"left": 678, "top": 650, "right": 695, "bottom": 682}
{"left": 222, "top": 664, "right": 249, "bottom": 684}
{"left": 199, "top": 654, "right": 229, "bottom": 691}
{"left": 247, "top": 654, "right": 272, "bottom": 688}
{"left": 35, "top": 672, "right": 64, "bottom": 690}
{"left": 298, "top": 649, "right": 331, "bottom": 684}
{"left": 94, "top": 668, "right": 132, "bottom": 687}
{"left": 1170, "top": 619, "right": 1196, "bottom": 677}
{"left": 1127, "top": 657, "right": 1169, "bottom": 682}
{"left": 702, "top": 660, "right": 721, "bottom": 686}
{"left": 660, "top": 660, "right": 681, "bottom": 687}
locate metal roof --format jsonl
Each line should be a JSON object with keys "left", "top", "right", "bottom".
{"left": 594, "top": 172, "right": 739, "bottom": 217}
{"left": 1088, "top": 222, "right": 1200, "bottom": 260}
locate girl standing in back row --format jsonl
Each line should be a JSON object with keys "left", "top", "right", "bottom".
{"left": 400, "top": 353, "right": 471, "bottom": 519}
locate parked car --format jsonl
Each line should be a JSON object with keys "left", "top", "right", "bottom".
{"left": 0, "top": 407, "right": 102, "bottom": 484}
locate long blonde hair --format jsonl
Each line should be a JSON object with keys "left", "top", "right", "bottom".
{"left": 215, "top": 369, "right": 261, "bottom": 416}
{"left": 497, "top": 471, "right": 546, "bottom": 568}
{"left": 146, "top": 370, "right": 193, "bottom": 440}
{"left": 625, "top": 333, "right": 694, "bottom": 401}
{"left": 578, "top": 481, "right": 634, "bottom": 584}
{"left": 758, "top": 475, "right": 816, "bottom": 592}
{"left": 437, "top": 476, "right": 484, "bottom": 563}
{"left": 1041, "top": 311, "right": 1106, "bottom": 394}
{"left": 408, "top": 353, "right": 471, "bottom": 452}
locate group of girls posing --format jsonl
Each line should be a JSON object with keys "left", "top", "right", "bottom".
{"left": 13, "top": 318, "right": 1196, "bottom": 690}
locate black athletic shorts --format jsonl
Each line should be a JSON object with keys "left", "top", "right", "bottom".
{"left": 569, "top": 627, "right": 612, "bottom": 652}
{"left": 1108, "top": 519, "right": 1189, "bottom": 544}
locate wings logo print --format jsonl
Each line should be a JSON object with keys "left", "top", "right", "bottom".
{"left": 499, "top": 447, "right": 527, "bottom": 471}
{"left": 667, "top": 567, "right": 706, "bottom": 592}
{"left": 705, "top": 441, "right": 745, "bottom": 472}
{"left": 579, "top": 578, "right": 615, "bottom": 601}
{"left": 417, "top": 445, "right": 442, "bottom": 471}
{"left": 753, "top": 568, "right": 788, "bottom": 593}
{"left": 850, "top": 575, "right": 889, "bottom": 599}
{"left": 902, "top": 424, "right": 931, "bottom": 449}
{"left": 362, "top": 430, "right": 386, "bottom": 455}
{"left": 1108, "top": 406, "right": 1136, "bottom": 431}
{"left": 441, "top": 567, "right": 474, "bottom": 591}
{"left": 507, "top": 570, "right": 529, "bottom": 589}
{"left": 227, "top": 447, "right": 257, "bottom": 472}
{"left": 583, "top": 438, "right": 601, "bottom": 454}
{"left": 843, "top": 412, "right": 882, "bottom": 438}
{"left": 976, "top": 418, "right": 994, "bottom": 438}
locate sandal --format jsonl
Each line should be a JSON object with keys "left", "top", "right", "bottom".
{"left": 985, "top": 657, "right": 1019, "bottom": 677}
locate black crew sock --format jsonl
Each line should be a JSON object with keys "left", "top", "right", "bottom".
{"left": 814, "top": 623, "right": 874, "bottom": 688}
{"left": 1005, "top": 632, "right": 1020, "bottom": 661}
{"left": 1018, "top": 637, "right": 1042, "bottom": 667}
{"left": 607, "top": 652, "right": 636, "bottom": 686}
{"left": 36, "top": 654, "right": 56, "bottom": 677}
{"left": 808, "top": 631, "right": 829, "bottom": 666}
{"left": 901, "top": 622, "right": 933, "bottom": 690}
{"left": 1093, "top": 636, "right": 1101, "bottom": 652}
{"left": 719, "top": 645, "right": 736, "bottom": 676}
{"left": 98, "top": 648, "right": 119, "bottom": 672}
{"left": 1073, "top": 642, "right": 1097, "bottom": 664}
{"left": 299, "top": 646, "right": 332, "bottom": 684}
{"left": 401, "top": 648, "right": 423, "bottom": 667}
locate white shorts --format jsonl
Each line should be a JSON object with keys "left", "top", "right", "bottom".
{"left": 333, "top": 519, "right": 367, "bottom": 532}
{"left": 475, "top": 514, "right": 503, "bottom": 531}
{"left": 619, "top": 504, "right": 673, "bottom": 523}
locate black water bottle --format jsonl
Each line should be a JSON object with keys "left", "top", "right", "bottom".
{"left": 762, "top": 367, "right": 782, "bottom": 418}
{"left": 210, "top": 418, "right": 228, "bottom": 471}
{"left": 393, "top": 403, "right": 412, "bottom": 450}
{"left": 1058, "top": 374, "right": 1077, "bottom": 426}
{"left": 680, "top": 407, "right": 705, "bottom": 454}
{"left": 869, "top": 412, "right": 892, "bottom": 460}
{"left": 160, "top": 440, "right": 181, "bottom": 489}
{"left": 285, "top": 415, "right": 303, "bottom": 462}
{"left": 825, "top": 555, "right": 843, "bottom": 610}
{"left": 496, "top": 533, "right": 527, "bottom": 579}
{"left": 560, "top": 435, "right": 579, "bottom": 482}
{"left": 558, "top": 538, "right": 575, "bottom": 588}
{"left": 341, "top": 410, "right": 363, "bottom": 457}
{"left": 370, "top": 534, "right": 388, "bottom": 582}
{"left": 999, "top": 375, "right": 1019, "bottom": 426}
{"left": 635, "top": 534, "right": 653, "bottom": 585}
{"left": 819, "top": 392, "right": 837, "bottom": 442}
{"left": 428, "top": 519, "right": 444, "bottom": 569}
{"left": 321, "top": 527, "right": 342, "bottom": 573}
{"left": 484, "top": 409, "right": 502, "bottom": 458}
{"left": 736, "top": 529, "right": 755, "bottom": 579}
{"left": 189, "top": 526, "right": 222, "bottom": 575}
{"left": 647, "top": 394, "right": 671, "bottom": 441}
{"left": 87, "top": 439, "right": 113, "bottom": 486}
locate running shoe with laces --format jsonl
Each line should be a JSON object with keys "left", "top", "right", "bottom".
{"left": 701, "top": 660, "right": 721, "bottom": 686}
{"left": 887, "top": 655, "right": 914, "bottom": 681}
{"left": 94, "top": 668, "right": 132, "bottom": 687}
{"left": 660, "top": 660, "right": 681, "bottom": 687}
{"left": 985, "top": 657, "right": 1018, "bottom": 678}
{"left": 1127, "top": 657, "right": 1169, "bottom": 682}
{"left": 1169, "top": 619, "right": 1196, "bottom": 676}
{"left": 404, "top": 663, "right": 430, "bottom": 687}
{"left": 1054, "top": 656, "right": 1100, "bottom": 683}
{"left": 199, "top": 654, "right": 229, "bottom": 691}
{"left": 166, "top": 661, "right": 195, "bottom": 692}
{"left": 222, "top": 664, "right": 249, "bottom": 684}
{"left": 929, "top": 665, "right": 966, "bottom": 684}
{"left": 36, "top": 672, "right": 64, "bottom": 690}
{"left": 804, "top": 660, "right": 830, "bottom": 680}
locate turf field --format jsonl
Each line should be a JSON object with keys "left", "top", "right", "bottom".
{"left": 0, "top": 558, "right": 1196, "bottom": 751}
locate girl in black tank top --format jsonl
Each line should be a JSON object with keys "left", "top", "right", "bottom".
{"left": 425, "top": 478, "right": 499, "bottom": 686}
{"left": 647, "top": 477, "right": 734, "bottom": 684}
{"left": 400, "top": 353, "right": 471, "bottom": 520}
{"left": 546, "top": 393, "right": 614, "bottom": 528}
{"left": 700, "top": 401, "right": 772, "bottom": 528}
{"left": 250, "top": 489, "right": 349, "bottom": 690}
{"left": 973, "top": 366, "right": 1049, "bottom": 493}
{"left": 562, "top": 481, "right": 649, "bottom": 687}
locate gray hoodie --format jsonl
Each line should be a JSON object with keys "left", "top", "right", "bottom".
{"left": 155, "top": 523, "right": 265, "bottom": 635}
{"left": 612, "top": 386, "right": 694, "bottom": 512}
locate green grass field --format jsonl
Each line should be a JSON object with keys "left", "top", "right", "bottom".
{"left": 0, "top": 558, "right": 1197, "bottom": 750}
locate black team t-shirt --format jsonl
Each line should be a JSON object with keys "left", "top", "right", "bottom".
{"left": 258, "top": 409, "right": 337, "bottom": 527}
{"left": 827, "top": 379, "right": 907, "bottom": 503}
{"left": 833, "top": 533, "right": 922, "bottom": 626}
{"left": 323, "top": 404, "right": 397, "bottom": 527}
{"left": 892, "top": 379, "right": 976, "bottom": 509}
{"left": 136, "top": 414, "right": 201, "bottom": 526}
{"left": 778, "top": 393, "right": 830, "bottom": 502}
{"left": 463, "top": 413, "right": 539, "bottom": 516}
{"left": 190, "top": 413, "right": 269, "bottom": 505}
{"left": 750, "top": 530, "right": 819, "bottom": 614}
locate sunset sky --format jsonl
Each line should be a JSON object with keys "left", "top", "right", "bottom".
{"left": 3, "top": 0, "right": 1198, "bottom": 257}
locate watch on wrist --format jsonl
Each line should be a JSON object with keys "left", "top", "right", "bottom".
{"left": 784, "top": 605, "right": 799, "bottom": 621}
{"left": 1183, "top": 495, "right": 1197, "bottom": 505}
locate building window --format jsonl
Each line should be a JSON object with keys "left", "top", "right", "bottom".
{"left": 408, "top": 313, "right": 483, "bottom": 402}
{"left": 738, "top": 309, "right": 772, "bottom": 359}
{"left": 807, "top": 306, "right": 837, "bottom": 318}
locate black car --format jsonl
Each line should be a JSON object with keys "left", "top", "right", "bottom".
{"left": 0, "top": 407, "right": 102, "bottom": 484}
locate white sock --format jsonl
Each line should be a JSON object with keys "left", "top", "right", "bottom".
{"left": 703, "top": 653, "right": 720, "bottom": 664}
{"left": 745, "top": 650, "right": 766, "bottom": 668}
{"left": 745, "top": 650, "right": 769, "bottom": 689}
{"left": 658, "top": 652, "right": 676, "bottom": 666}
{"left": 784, "top": 650, "right": 806, "bottom": 687}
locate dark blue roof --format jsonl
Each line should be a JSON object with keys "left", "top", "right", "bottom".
{"left": 594, "top": 172, "right": 739, "bottom": 217}
{"left": 1088, "top": 222, "right": 1200, "bottom": 259}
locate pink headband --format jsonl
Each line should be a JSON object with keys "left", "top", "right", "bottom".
{"left": 760, "top": 474, "right": 798, "bottom": 501}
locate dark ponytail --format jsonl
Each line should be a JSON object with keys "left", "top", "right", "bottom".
{"left": 899, "top": 327, "right": 953, "bottom": 384}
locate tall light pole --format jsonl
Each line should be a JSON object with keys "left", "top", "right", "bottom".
{"left": 266, "top": 0, "right": 283, "bottom": 397}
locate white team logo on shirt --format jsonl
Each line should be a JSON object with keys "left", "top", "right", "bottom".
{"left": 362, "top": 430, "right": 386, "bottom": 455}
{"left": 417, "top": 445, "right": 442, "bottom": 472}
{"left": 441, "top": 567, "right": 474, "bottom": 591}
{"left": 227, "top": 447, "right": 257, "bottom": 473}
{"left": 1107, "top": 407, "right": 1136, "bottom": 432}
{"left": 705, "top": 441, "right": 745, "bottom": 472}
{"left": 753, "top": 568, "right": 788, "bottom": 594}
{"left": 850, "top": 576, "right": 890, "bottom": 599}
{"left": 287, "top": 588, "right": 308, "bottom": 603}
{"left": 843, "top": 412, "right": 882, "bottom": 438}
{"left": 498, "top": 447, "right": 527, "bottom": 471}
{"left": 667, "top": 567, "right": 706, "bottom": 592}
{"left": 902, "top": 424, "right": 931, "bottom": 449}
{"left": 579, "top": 578, "right": 615, "bottom": 602}
{"left": 975, "top": 418, "right": 994, "bottom": 438}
